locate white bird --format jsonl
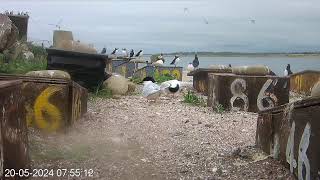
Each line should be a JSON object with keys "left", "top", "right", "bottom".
{"left": 187, "top": 63, "right": 194, "bottom": 71}
{"left": 170, "top": 55, "right": 180, "bottom": 67}
{"left": 160, "top": 80, "right": 182, "bottom": 97}
{"left": 142, "top": 81, "right": 162, "bottom": 101}
{"left": 152, "top": 53, "right": 165, "bottom": 66}
{"left": 122, "top": 48, "right": 128, "bottom": 57}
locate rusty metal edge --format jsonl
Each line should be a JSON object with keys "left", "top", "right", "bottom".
{"left": 0, "top": 74, "right": 70, "bottom": 84}
{"left": 290, "top": 70, "right": 320, "bottom": 77}
{"left": 46, "top": 48, "right": 110, "bottom": 61}
{"left": 0, "top": 80, "right": 23, "bottom": 89}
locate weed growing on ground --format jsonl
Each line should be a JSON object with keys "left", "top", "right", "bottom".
{"left": 214, "top": 103, "right": 225, "bottom": 114}
{"left": 183, "top": 90, "right": 206, "bottom": 107}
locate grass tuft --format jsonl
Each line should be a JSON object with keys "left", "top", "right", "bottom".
{"left": 183, "top": 90, "right": 206, "bottom": 107}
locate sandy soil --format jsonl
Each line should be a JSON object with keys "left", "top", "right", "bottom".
{"left": 29, "top": 91, "right": 295, "bottom": 180}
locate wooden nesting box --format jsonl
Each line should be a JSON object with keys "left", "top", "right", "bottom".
{"left": 46, "top": 48, "right": 111, "bottom": 90}
{"left": 107, "top": 59, "right": 136, "bottom": 78}
{"left": 134, "top": 65, "right": 183, "bottom": 81}
{"left": 0, "top": 74, "right": 88, "bottom": 133}
{"left": 207, "top": 73, "right": 289, "bottom": 112}
{"left": 290, "top": 70, "right": 320, "bottom": 95}
{"left": 0, "top": 80, "right": 29, "bottom": 178}
{"left": 187, "top": 68, "right": 232, "bottom": 95}
{"left": 256, "top": 97, "right": 320, "bottom": 179}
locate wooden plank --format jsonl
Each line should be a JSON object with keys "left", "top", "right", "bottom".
{"left": 0, "top": 80, "right": 29, "bottom": 179}
{"left": 256, "top": 97, "right": 320, "bottom": 179}
{"left": 290, "top": 70, "right": 320, "bottom": 95}
{"left": 208, "top": 73, "right": 289, "bottom": 112}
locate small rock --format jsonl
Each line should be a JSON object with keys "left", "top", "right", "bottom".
{"left": 141, "top": 158, "right": 147, "bottom": 162}
{"left": 184, "top": 119, "right": 190, "bottom": 123}
{"left": 212, "top": 167, "right": 218, "bottom": 173}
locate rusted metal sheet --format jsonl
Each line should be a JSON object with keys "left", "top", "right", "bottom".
{"left": 134, "top": 65, "right": 183, "bottom": 81}
{"left": 207, "top": 73, "right": 289, "bottom": 112}
{"left": 256, "top": 97, "right": 320, "bottom": 179}
{"left": 290, "top": 70, "right": 320, "bottom": 95}
{"left": 187, "top": 68, "right": 232, "bottom": 95}
{"left": 46, "top": 48, "right": 110, "bottom": 90}
{"left": 107, "top": 59, "right": 136, "bottom": 78}
{"left": 0, "top": 74, "right": 88, "bottom": 133}
{"left": 0, "top": 80, "right": 29, "bottom": 179}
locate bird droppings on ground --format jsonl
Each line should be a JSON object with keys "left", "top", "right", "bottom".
{"left": 29, "top": 94, "right": 294, "bottom": 180}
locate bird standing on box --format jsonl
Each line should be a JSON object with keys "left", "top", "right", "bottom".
{"left": 101, "top": 47, "right": 106, "bottom": 54}
{"left": 129, "top": 49, "right": 134, "bottom": 58}
{"left": 111, "top": 48, "right": 118, "bottom": 55}
{"left": 122, "top": 48, "right": 128, "bottom": 57}
{"left": 152, "top": 53, "right": 165, "bottom": 66}
{"left": 192, "top": 54, "right": 199, "bottom": 69}
{"left": 135, "top": 50, "right": 143, "bottom": 59}
{"left": 170, "top": 55, "right": 180, "bottom": 67}
{"left": 284, "top": 64, "right": 293, "bottom": 76}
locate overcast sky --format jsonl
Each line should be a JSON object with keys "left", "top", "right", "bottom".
{"left": 1, "top": 0, "right": 320, "bottom": 53}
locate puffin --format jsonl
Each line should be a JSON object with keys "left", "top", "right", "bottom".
{"left": 284, "top": 64, "right": 293, "bottom": 76}
{"left": 170, "top": 55, "right": 180, "bottom": 67}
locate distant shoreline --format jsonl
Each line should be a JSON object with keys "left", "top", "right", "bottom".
{"left": 147, "top": 52, "right": 320, "bottom": 57}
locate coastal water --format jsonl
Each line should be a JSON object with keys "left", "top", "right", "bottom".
{"left": 147, "top": 55, "right": 320, "bottom": 76}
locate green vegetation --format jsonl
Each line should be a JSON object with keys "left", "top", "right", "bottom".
{"left": 130, "top": 77, "right": 143, "bottom": 84}
{"left": 155, "top": 74, "right": 175, "bottom": 84}
{"left": 89, "top": 82, "right": 113, "bottom": 100}
{"left": 0, "top": 43, "right": 47, "bottom": 74}
{"left": 183, "top": 90, "right": 206, "bottom": 107}
{"left": 214, "top": 104, "right": 225, "bottom": 114}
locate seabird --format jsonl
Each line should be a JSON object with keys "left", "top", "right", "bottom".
{"left": 142, "top": 81, "right": 162, "bottom": 101}
{"left": 101, "top": 47, "right": 106, "bottom": 54}
{"left": 228, "top": 64, "right": 232, "bottom": 68}
{"left": 170, "top": 55, "right": 180, "bottom": 67}
{"left": 129, "top": 49, "right": 134, "bottom": 58}
{"left": 111, "top": 48, "right": 118, "bottom": 55}
{"left": 192, "top": 54, "right": 199, "bottom": 69}
{"left": 187, "top": 63, "right": 194, "bottom": 71}
{"left": 135, "top": 50, "right": 143, "bottom": 58}
{"left": 160, "top": 80, "right": 181, "bottom": 98}
{"left": 152, "top": 53, "right": 165, "bottom": 66}
{"left": 250, "top": 19, "right": 256, "bottom": 24}
{"left": 143, "top": 76, "right": 156, "bottom": 83}
{"left": 284, "top": 64, "right": 293, "bottom": 76}
{"left": 121, "top": 48, "right": 128, "bottom": 57}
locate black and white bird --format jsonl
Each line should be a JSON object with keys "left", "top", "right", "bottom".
{"left": 129, "top": 49, "right": 134, "bottom": 58}
{"left": 152, "top": 53, "right": 165, "bottom": 66}
{"left": 284, "top": 64, "right": 293, "bottom": 76}
{"left": 111, "top": 48, "right": 118, "bottom": 55}
{"left": 170, "top": 55, "right": 180, "bottom": 67}
{"left": 122, "top": 48, "right": 128, "bottom": 57}
{"left": 135, "top": 50, "right": 143, "bottom": 58}
{"left": 160, "top": 80, "right": 181, "bottom": 97}
{"left": 101, "top": 47, "right": 106, "bottom": 54}
{"left": 192, "top": 54, "right": 199, "bottom": 69}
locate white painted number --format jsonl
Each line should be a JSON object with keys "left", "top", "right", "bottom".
{"left": 257, "top": 79, "right": 278, "bottom": 111}
{"left": 230, "top": 78, "right": 249, "bottom": 111}
{"left": 286, "top": 122, "right": 311, "bottom": 180}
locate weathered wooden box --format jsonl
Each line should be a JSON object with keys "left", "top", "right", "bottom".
{"left": 256, "top": 97, "right": 320, "bottom": 179}
{"left": 134, "top": 65, "right": 183, "bottom": 81}
{"left": 290, "top": 70, "right": 320, "bottom": 95}
{"left": 0, "top": 74, "right": 87, "bottom": 133}
{"left": 187, "top": 68, "right": 232, "bottom": 95}
{"left": 207, "top": 73, "right": 289, "bottom": 112}
{"left": 107, "top": 59, "right": 136, "bottom": 78}
{"left": 0, "top": 80, "right": 29, "bottom": 178}
{"left": 46, "top": 48, "right": 111, "bottom": 90}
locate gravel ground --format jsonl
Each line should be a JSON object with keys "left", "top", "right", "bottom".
{"left": 29, "top": 90, "right": 295, "bottom": 180}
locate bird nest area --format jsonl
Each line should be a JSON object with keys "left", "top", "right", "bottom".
{"left": 28, "top": 94, "right": 294, "bottom": 180}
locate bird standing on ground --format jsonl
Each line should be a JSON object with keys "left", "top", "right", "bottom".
{"left": 192, "top": 54, "right": 199, "bottom": 69}
{"left": 135, "top": 50, "right": 143, "bottom": 58}
{"left": 142, "top": 81, "right": 162, "bottom": 101}
{"left": 111, "top": 48, "right": 118, "bottom": 55}
{"left": 170, "top": 55, "right": 180, "bottom": 67}
{"left": 129, "top": 49, "right": 134, "bottom": 58}
{"left": 284, "top": 64, "right": 293, "bottom": 76}
{"left": 101, "top": 47, "right": 106, "bottom": 54}
{"left": 160, "top": 80, "right": 181, "bottom": 98}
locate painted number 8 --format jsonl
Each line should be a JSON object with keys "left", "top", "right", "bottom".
{"left": 230, "top": 78, "right": 249, "bottom": 111}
